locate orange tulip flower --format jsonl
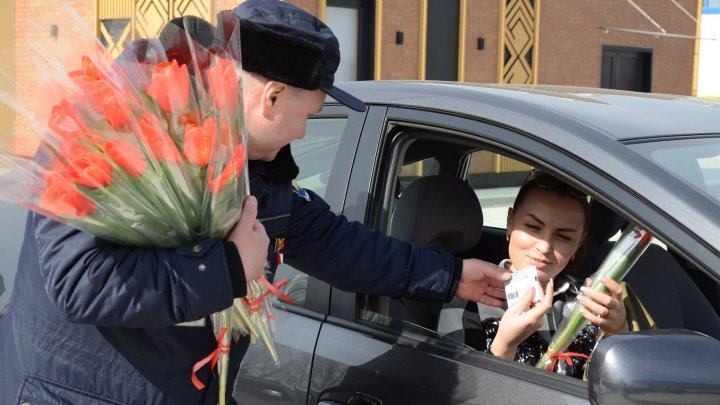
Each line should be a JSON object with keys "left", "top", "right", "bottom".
{"left": 39, "top": 171, "right": 98, "bottom": 217}
{"left": 146, "top": 60, "right": 191, "bottom": 113}
{"left": 139, "top": 112, "right": 183, "bottom": 163}
{"left": 105, "top": 139, "right": 148, "bottom": 178}
{"left": 66, "top": 153, "right": 113, "bottom": 188}
{"left": 207, "top": 57, "right": 239, "bottom": 114}
{"left": 208, "top": 144, "right": 245, "bottom": 194}
{"left": 184, "top": 118, "right": 216, "bottom": 167}
{"left": 70, "top": 57, "right": 135, "bottom": 129}
{"left": 60, "top": 139, "right": 92, "bottom": 159}
{"left": 48, "top": 100, "right": 87, "bottom": 141}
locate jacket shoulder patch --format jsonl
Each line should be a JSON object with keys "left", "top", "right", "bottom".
{"left": 291, "top": 183, "right": 311, "bottom": 202}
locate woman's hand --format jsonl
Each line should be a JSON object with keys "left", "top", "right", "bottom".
{"left": 578, "top": 277, "right": 628, "bottom": 335}
{"left": 490, "top": 279, "right": 554, "bottom": 360}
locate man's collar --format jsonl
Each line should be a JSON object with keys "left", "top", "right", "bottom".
{"left": 249, "top": 144, "right": 299, "bottom": 181}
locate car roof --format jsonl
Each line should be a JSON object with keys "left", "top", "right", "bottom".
{"left": 335, "top": 81, "right": 720, "bottom": 141}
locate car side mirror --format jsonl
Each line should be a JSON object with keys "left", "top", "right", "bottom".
{"left": 588, "top": 330, "right": 720, "bottom": 405}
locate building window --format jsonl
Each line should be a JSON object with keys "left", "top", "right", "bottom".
{"left": 425, "top": 0, "right": 459, "bottom": 81}
{"left": 601, "top": 46, "right": 652, "bottom": 92}
{"left": 704, "top": 0, "right": 720, "bottom": 13}
{"left": 99, "top": 18, "right": 132, "bottom": 54}
{"left": 325, "top": 0, "right": 375, "bottom": 81}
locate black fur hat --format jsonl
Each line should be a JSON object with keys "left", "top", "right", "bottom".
{"left": 227, "top": 0, "right": 365, "bottom": 112}
{"left": 154, "top": 1, "right": 366, "bottom": 112}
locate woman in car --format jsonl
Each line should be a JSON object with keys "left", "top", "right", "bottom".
{"left": 439, "top": 170, "right": 629, "bottom": 378}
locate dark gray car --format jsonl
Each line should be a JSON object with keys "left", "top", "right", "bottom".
{"left": 233, "top": 82, "right": 720, "bottom": 405}
{"left": 3, "top": 83, "right": 720, "bottom": 404}
{"left": 0, "top": 200, "right": 26, "bottom": 318}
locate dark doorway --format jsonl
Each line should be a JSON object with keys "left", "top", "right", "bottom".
{"left": 425, "top": 0, "right": 459, "bottom": 80}
{"left": 601, "top": 46, "right": 652, "bottom": 92}
{"left": 326, "top": 0, "right": 375, "bottom": 81}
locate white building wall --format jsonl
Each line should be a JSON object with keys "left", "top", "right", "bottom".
{"left": 698, "top": 13, "right": 720, "bottom": 98}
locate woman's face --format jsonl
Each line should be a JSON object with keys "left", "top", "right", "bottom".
{"left": 506, "top": 188, "right": 587, "bottom": 285}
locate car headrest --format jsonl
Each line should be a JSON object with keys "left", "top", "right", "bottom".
{"left": 389, "top": 175, "right": 483, "bottom": 254}
{"left": 587, "top": 201, "right": 627, "bottom": 243}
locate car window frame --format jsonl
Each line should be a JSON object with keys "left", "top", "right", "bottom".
{"left": 327, "top": 104, "right": 720, "bottom": 397}
{"left": 279, "top": 104, "right": 367, "bottom": 316}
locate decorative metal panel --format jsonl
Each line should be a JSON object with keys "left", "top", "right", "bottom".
{"left": 501, "top": 0, "right": 539, "bottom": 84}
{"left": 135, "top": 0, "right": 172, "bottom": 39}
{"left": 174, "top": 0, "right": 212, "bottom": 20}
{"left": 495, "top": 156, "right": 532, "bottom": 173}
{"left": 97, "top": 0, "right": 213, "bottom": 57}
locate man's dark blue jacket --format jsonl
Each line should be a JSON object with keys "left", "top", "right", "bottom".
{"left": 0, "top": 147, "right": 459, "bottom": 404}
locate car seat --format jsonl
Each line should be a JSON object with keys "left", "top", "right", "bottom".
{"left": 387, "top": 175, "right": 484, "bottom": 330}
{"left": 579, "top": 202, "right": 720, "bottom": 340}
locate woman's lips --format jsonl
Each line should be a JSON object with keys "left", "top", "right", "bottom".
{"left": 527, "top": 256, "right": 551, "bottom": 269}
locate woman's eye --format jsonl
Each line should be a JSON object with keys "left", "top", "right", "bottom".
{"left": 556, "top": 234, "right": 571, "bottom": 242}
{"left": 525, "top": 223, "right": 540, "bottom": 231}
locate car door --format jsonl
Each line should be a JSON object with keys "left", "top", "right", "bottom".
{"left": 232, "top": 105, "right": 366, "bottom": 404}
{"left": 306, "top": 106, "right": 590, "bottom": 405}
{"left": 0, "top": 200, "right": 27, "bottom": 318}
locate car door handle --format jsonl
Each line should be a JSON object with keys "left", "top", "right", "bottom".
{"left": 318, "top": 390, "right": 382, "bottom": 405}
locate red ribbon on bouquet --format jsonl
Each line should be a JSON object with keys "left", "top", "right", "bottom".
{"left": 242, "top": 276, "right": 296, "bottom": 314}
{"left": 546, "top": 350, "right": 589, "bottom": 372}
{"left": 191, "top": 327, "right": 230, "bottom": 390}
{"left": 191, "top": 276, "right": 297, "bottom": 389}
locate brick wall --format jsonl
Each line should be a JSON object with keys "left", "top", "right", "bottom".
{"left": 464, "top": 0, "right": 500, "bottom": 83}
{"left": 538, "top": 0, "right": 698, "bottom": 94}
{"left": 0, "top": 1, "right": 14, "bottom": 155}
{"left": 12, "top": 0, "right": 702, "bottom": 157}
{"left": 14, "top": 0, "right": 95, "bottom": 156}
{"left": 381, "top": 0, "right": 421, "bottom": 79}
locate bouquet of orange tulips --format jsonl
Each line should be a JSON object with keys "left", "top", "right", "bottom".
{"left": 0, "top": 6, "right": 283, "bottom": 404}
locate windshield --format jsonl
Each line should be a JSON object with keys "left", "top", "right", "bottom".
{"left": 629, "top": 137, "right": 720, "bottom": 204}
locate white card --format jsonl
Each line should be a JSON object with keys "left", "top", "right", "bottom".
{"left": 505, "top": 265, "right": 543, "bottom": 309}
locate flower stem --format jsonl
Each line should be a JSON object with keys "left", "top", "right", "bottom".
{"left": 218, "top": 307, "right": 232, "bottom": 405}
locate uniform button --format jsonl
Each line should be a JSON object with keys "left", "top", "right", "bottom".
{"left": 432, "top": 249, "right": 440, "bottom": 256}
{"left": 192, "top": 244, "right": 202, "bottom": 253}
{"left": 198, "top": 264, "right": 207, "bottom": 272}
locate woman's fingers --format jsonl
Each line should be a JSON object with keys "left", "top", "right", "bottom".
{"left": 581, "top": 284, "right": 614, "bottom": 308}
{"left": 579, "top": 278, "right": 628, "bottom": 333}
{"left": 507, "top": 287, "right": 536, "bottom": 313}
{"left": 578, "top": 295, "right": 609, "bottom": 318}
{"left": 581, "top": 308, "right": 607, "bottom": 326}
{"left": 601, "top": 277, "right": 624, "bottom": 298}
{"left": 526, "top": 279, "right": 553, "bottom": 318}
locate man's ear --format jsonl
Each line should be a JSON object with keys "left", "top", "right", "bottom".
{"left": 260, "top": 80, "right": 289, "bottom": 110}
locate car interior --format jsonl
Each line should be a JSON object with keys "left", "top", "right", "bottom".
{"left": 362, "top": 124, "right": 720, "bottom": 355}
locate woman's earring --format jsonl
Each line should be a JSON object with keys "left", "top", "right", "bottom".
{"left": 506, "top": 234, "right": 510, "bottom": 241}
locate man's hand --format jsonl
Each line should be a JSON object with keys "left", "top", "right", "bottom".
{"left": 227, "top": 196, "right": 269, "bottom": 283}
{"left": 456, "top": 259, "right": 511, "bottom": 307}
